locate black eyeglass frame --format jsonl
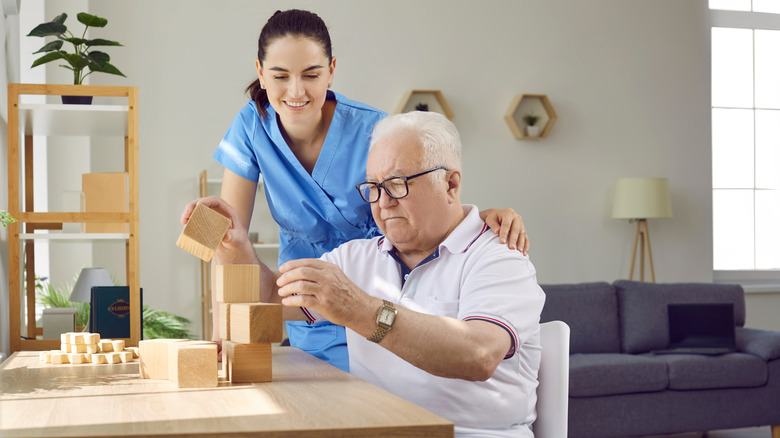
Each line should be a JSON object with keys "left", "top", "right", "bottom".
{"left": 355, "top": 166, "right": 450, "bottom": 203}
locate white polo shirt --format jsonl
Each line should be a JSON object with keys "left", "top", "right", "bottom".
{"left": 306, "top": 205, "right": 545, "bottom": 437}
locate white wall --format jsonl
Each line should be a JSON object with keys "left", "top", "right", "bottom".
{"left": 13, "top": 0, "right": 774, "bottom": 337}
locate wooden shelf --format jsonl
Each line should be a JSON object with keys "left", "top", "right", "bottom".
{"left": 20, "top": 103, "right": 128, "bottom": 136}
{"left": 396, "top": 89, "right": 454, "bottom": 120}
{"left": 6, "top": 83, "right": 140, "bottom": 354}
{"left": 505, "top": 94, "right": 557, "bottom": 140}
{"left": 18, "top": 233, "right": 129, "bottom": 241}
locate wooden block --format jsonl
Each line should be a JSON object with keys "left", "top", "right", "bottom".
{"left": 68, "top": 353, "right": 87, "bottom": 364}
{"left": 106, "top": 352, "right": 122, "bottom": 364}
{"left": 91, "top": 353, "right": 108, "bottom": 364}
{"left": 60, "top": 333, "right": 69, "bottom": 344}
{"left": 71, "top": 344, "right": 98, "bottom": 354}
{"left": 99, "top": 339, "right": 115, "bottom": 352}
{"left": 61, "top": 343, "right": 70, "bottom": 353}
{"left": 219, "top": 303, "right": 231, "bottom": 341}
{"left": 82, "top": 172, "right": 128, "bottom": 233}
{"left": 176, "top": 202, "right": 231, "bottom": 262}
{"left": 84, "top": 333, "right": 100, "bottom": 344}
{"left": 125, "top": 347, "right": 139, "bottom": 358}
{"left": 215, "top": 264, "right": 260, "bottom": 303}
{"left": 40, "top": 351, "right": 51, "bottom": 363}
{"left": 168, "top": 341, "right": 218, "bottom": 388}
{"left": 230, "top": 303, "right": 283, "bottom": 344}
{"left": 119, "top": 351, "right": 133, "bottom": 362}
{"left": 138, "top": 339, "right": 188, "bottom": 379}
{"left": 70, "top": 333, "right": 88, "bottom": 344}
{"left": 111, "top": 340, "right": 126, "bottom": 351}
{"left": 84, "top": 353, "right": 93, "bottom": 362}
{"left": 51, "top": 352, "right": 70, "bottom": 364}
{"left": 223, "top": 341, "right": 272, "bottom": 383}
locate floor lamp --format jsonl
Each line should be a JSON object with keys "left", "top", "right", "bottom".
{"left": 612, "top": 178, "right": 673, "bottom": 282}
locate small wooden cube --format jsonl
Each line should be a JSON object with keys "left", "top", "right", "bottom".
{"left": 215, "top": 264, "right": 260, "bottom": 303}
{"left": 68, "top": 353, "right": 87, "bottom": 364}
{"left": 168, "top": 341, "right": 218, "bottom": 388}
{"left": 119, "top": 351, "right": 133, "bottom": 362}
{"left": 223, "top": 341, "right": 272, "bottom": 383}
{"left": 84, "top": 333, "right": 100, "bottom": 344}
{"left": 125, "top": 347, "right": 139, "bottom": 358}
{"left": 51, "top": 352, "right": 70, "bottom": 364}
{"left": 40, "top": 351, "right": 51, "bottom": 363}
{"left": 60, "top": 333, "right": 69, "bottom": 344}
{"left": 139, "top": 339, "right": 188, "bottom": 379}
{"left": 91, "top": 353, "right": 108, "bottom": 364}
{"left": 111, "top": 340, "right": 126, "bottom": 351}
{"left": 106, "top": 352, "right": 122, "bottom": 364}
{"left": 61, "top": 343, "right": 70, "bottom": 353}
{"left": 219, "top": 303, "right": 231, "bottom": 341}
{"left": 176, "top": 202, "right": 231, "bottom": 262}
{"left": 99, "top": 339, "right": 115, "bottom": 352}
{"left": 70, "top": 333, "right": 88, "bottom": 345}
{"left": 230, "top": 303, "right": 283, "bottom": 344}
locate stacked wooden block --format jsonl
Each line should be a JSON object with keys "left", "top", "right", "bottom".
{"left": 39, "top": 332, "right": 138, "bottom": 365}
{"left": 138, "top": 339, "right": 218, "bottom": 388}
{"left": 217, "top": 264, "right": 282, "bottom": 383}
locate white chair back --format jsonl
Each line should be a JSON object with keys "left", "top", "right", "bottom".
{"left": 533, "top": 320, "right": 570, "bottom": 438}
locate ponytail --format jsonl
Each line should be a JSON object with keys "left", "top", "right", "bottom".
{"left": 246, "top": 79, "right": 269, "bottom": 118}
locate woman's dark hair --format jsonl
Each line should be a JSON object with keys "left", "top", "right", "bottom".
{"left": 246, "top": 9, "right": 333, "bottom": 119}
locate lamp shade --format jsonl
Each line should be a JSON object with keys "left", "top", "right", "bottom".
{"left": 612, "top": 177, "right": 673, "bottom": 219}
{"left": 70, "top": 267, "right": 113, "bottom": 303}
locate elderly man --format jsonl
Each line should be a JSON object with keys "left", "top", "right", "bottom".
{"left": 187, "top": 112, "right": 545, "bottom": 437}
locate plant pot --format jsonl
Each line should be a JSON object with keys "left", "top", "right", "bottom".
{"left": 61, "top": 95, "right": 93, "bottom": 105}
{"left": 526, "top": 125, "right": 541, "bottom": 137}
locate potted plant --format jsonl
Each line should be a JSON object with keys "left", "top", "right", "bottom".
{"left": 28, "top": 12, "right": 126, "bottom": 104}
{"left": 0, "top": 210, "right": 16, "bottom": 228}
{"left": 523, "top": 113, "right": 541, "bottom": 137}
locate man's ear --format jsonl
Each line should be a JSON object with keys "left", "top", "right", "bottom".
{"left": 446, "top": 170, "right": 462, "bottom": 202}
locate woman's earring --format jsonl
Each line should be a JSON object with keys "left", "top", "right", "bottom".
{"left": 260, "top": 83, "right": 265, "bottom": 90}
{"left": 328, "top": 83, "right": 332, "bottom": 89}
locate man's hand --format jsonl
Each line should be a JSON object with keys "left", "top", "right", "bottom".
{"left": 276, "top": 259, "right": 378, "bottom": 334}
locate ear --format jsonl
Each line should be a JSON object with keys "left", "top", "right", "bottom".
{"left": 329, "top": 56, "right": 336, "bottom": 85}
{"left": 255, "top": 59, "right": 264, "bottom": 83}
{"left": 445, "top": 170, "right": 461, "bottom": 202}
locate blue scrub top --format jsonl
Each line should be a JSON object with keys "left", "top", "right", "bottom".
{"left": 213, "top": 91, "right": 386, "bottom": 372}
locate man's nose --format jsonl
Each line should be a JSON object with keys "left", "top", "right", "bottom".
{"left": 377, "top": 189, "right": 398, "bottom": 208}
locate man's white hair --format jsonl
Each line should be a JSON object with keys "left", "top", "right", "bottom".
{"left": 369, "top": 111, "right": 462, "bottom": 183}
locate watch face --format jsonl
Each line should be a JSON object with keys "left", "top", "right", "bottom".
{"left": 378, "top": 308, "right": 395, "bottom": 325}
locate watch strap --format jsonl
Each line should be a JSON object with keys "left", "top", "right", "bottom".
{"left": 368, "top": 300, "right": 396, "bottom": 343}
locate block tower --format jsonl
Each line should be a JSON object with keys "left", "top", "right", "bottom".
{"left": 216, "top": 264, "right": 282, "bottom": 383}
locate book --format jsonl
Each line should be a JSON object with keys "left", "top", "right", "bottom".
{"left": 90, "top": 286, "right": 142, "bottom": 339}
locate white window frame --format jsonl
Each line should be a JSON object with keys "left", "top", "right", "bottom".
{"left": 711, "top": 8, "right": 780, "bottom": 286}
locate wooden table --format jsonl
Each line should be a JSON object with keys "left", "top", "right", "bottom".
{"left": 0, "top": 347, "right": 453, "bottom": 437}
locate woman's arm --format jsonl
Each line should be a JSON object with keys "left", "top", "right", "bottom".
{"left": 479, "top": 208, "right": 530, "bottom": 255}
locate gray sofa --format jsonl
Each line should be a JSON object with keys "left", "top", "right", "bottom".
{"left": 539, "top": 280, "right": 780, "bottom": 438}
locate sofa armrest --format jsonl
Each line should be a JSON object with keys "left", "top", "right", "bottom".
{"left": 736, "top": 327, "right": 780, "bottom": 361}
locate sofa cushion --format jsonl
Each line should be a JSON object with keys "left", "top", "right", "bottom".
{"left": 654, "top": 353, "right": 768, "bottom": 390}
{"left": 540, "top": 282, "right": 620, "bottom": 354}
{"left": 614, "top": 281, "right": 746, "bottom": 354}
{"left": 737, "top": 327, "right": 780, "bottom": 361}
{"left": 569, "top": 353, "right": 668, "bottom": 397}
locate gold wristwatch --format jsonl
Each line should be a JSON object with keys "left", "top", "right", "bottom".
{"left": 368, "top": 300, "right": 397, "bottom": 343}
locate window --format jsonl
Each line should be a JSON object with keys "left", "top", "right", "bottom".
{"left": 711, "top": 2, "right": 780, "bottom": 272}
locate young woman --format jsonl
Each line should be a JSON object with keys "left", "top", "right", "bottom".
{"left": 208, "top": 9, "right": 529, "bottom": 372}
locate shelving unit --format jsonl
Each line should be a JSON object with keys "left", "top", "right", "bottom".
{"left": 505, "top": 94, "right": 557, "bottom": 140}
{"left": 396, "top": 89, "right": 454, "bottom": 120}
{"left": 6, "top": 84, "right": 140, "bottom": 353}
{"left": 197, "top": 170, "right": 278, "bottom": 340}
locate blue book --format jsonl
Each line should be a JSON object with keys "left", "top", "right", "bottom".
{"left": 90, "top": 286, "right": 143, "bottom": 339}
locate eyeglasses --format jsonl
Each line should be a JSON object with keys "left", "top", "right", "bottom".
{"left": 355, "top": 167, "right": 449, "bottom": 203}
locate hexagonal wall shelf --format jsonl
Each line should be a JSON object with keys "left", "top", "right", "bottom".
{"left": 396, "top": 89, "right": 454, "bottom": 120}
{"left": 505, "top": 94, "right": 557, "bottom": 140}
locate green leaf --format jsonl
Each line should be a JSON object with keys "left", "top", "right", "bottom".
{"left": 61, "top": 53, "right": 89, "bottom": 70}
{"left": 87, "top": 50, "right": 110, "bottom": 65}
{"left": 89, "top": 61, "right": 126, "bottom": 77}
{"left": 62, "top": 37, "right": 88, "bottom": 46}
{"left": 33, "top": 40, "right": 63, "bottom": 54}
{"left": 27, "top": 21, "right": 67, "bottom": 37}
{"left": 85, "top": 38, "right": 122, "bottom": 47}
{"left": 31, "top": 51, "right": 65, "bottom": 68}
{"left": 52, "top": 13, "right": 67, "bottom": 25}
{"left": 77, "top": 12, "right": 107, "bottom": 28}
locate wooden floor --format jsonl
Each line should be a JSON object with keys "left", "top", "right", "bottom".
{"left": 641, "top": 426, "right": 771, "bottom": 438}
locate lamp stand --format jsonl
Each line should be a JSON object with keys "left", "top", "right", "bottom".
{"left": 628, "top": 219, "right": 655, "bottom": 282}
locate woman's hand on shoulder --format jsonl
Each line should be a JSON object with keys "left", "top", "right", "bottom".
{"left": 479, "top": 208, "right": 529, "bottom": 255}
